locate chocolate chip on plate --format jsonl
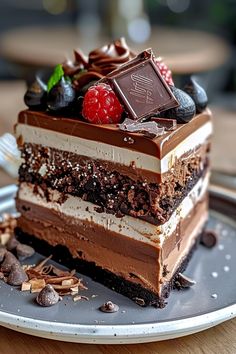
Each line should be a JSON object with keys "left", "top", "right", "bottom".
{"left": 7, "top": 263, "right": 28, "bottom": 286}
{"left": 1, "top": 251, "right": 20, "bottom": 273}
{"left": 16, "top": 243, "right": 35, "bottom": 261}
{"left": 0, "top": 247, "right": 6, "bottom": 263}
{"left": 99, "top": 301, "right": 119, "bottom": 313}
{"left": 6, "top": 236, "right": 19, "bottom": 251}
{"left": 201, "top": 230, "right": 218, "bottom": 248}
{"left": 175, "top": 273, "right": 196, "bottom": 289}
{"left": 36, "top": 284, "right": 61, "bottom": 307}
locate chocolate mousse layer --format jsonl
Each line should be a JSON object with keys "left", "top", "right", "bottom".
{"left": 19, "top": 142, "right": 209, "bottom": 225}
{"left": 15, "top": 194, "right": 208, "bottom": 306}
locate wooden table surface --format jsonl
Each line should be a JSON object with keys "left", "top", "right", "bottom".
{"left": 0, "top": 26, "right": 231, "bottom": 74}
{"left": 0, "top": 81, "right": 236, "bottom": 353}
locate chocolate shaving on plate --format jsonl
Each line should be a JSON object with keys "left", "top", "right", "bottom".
{"left": 24, "top": 255, "right": 87, "bottom": 296}
{"left": 0, "top": 215, "right": 87, "bottom": 306}
{"left": 175, "top": 273, "right": 196, "bottom": 289}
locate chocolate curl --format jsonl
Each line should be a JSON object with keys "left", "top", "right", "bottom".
{"left": 118, "top": 119, "right": 165, "bottom": 139}
{"left": 74, "top": 48, "right": 89, "bottom": 68}
{"left": 62, "top": 60, "right": 84, "bottom": 77}
{"left": 72, "top": 38, "right": 136, "bottom": 90}
{"left": 88, "top": 37, "right": 135, "bottom": 75}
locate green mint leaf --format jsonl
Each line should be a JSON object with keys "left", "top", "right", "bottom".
{"left": 47, "top": 64, "right": 64, "bottom": 92}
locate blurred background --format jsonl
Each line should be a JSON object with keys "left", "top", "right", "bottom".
{"left": 0, "top": 0, "right": 235, "bottom": 187}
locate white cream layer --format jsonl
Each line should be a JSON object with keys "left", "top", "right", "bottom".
{"left": 16, "top": 121, "right": 212, "bottom": 175}
{"left": 18, "top": 172, "right": 209, "bottom": 246}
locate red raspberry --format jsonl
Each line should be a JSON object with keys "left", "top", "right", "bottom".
{"left": 82, "top": 83, "right": 123, "bottom": 124}
{"left": 155, "top": 58, "right": 174, "bottom": 86}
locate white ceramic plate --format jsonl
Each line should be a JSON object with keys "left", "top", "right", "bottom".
{"left": 0, "top": 184, "right": 235, "bottom": 344}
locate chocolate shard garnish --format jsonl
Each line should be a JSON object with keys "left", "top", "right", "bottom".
{"left": 16, "top": 243, "right": 35, "bottom": 261}
{"left": 151, "top": 117, "right": 177, "bottom": 131}
{"left": 103, "top": 49, "right": 179, "bottom": 121}
{"left": 175, "top": 273, "right": 196, "bottom": 289}
{"left": 99, "top": 301, "right": 119, "bottom": 313}
{"left": 201, "top": 230, "right": 218, "bottom": 248}
{"left": 118, "top": 118, "right": 165, "bottom": 138}
{"left": 36, "top": 284, "right": 61, "bottom": 307}
{"left": 7, "top": 263, "right": 28, "bottom": 286}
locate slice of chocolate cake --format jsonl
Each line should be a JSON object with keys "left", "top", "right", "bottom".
{"left": 15, "top": 38, "right": 212, "bottom": 307}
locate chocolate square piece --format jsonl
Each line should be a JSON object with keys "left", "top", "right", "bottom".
{"left": 105, "top": 50, "right": 179, "bottom": 121}
{"left": 151, "top": 117, "right": 177, "bottom": 131}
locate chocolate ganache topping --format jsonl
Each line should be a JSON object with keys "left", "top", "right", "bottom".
{"left": 71, "top": 37, "right": 135, "bottom": 89}
{"left": 23, "top": 37, "right": 209, "bottom": 132}
{"left": 88, "top": 37, "right": 135, "bottom": 75}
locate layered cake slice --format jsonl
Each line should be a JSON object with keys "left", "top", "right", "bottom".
{"left": 15, "top": 39, "right": 212, "bottom": 307}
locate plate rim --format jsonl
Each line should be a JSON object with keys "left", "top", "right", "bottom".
{"left": 0, "top": 184, "right": 235, "bottom": 343}
{"left": 0, "top": 303, "right": 235, "bottom": 343}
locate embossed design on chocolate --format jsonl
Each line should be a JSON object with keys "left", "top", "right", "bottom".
{"left": 105, "top": 50, "right": 179, "bottom": 120}
{"left": 129, "top": 73, "right": 154, "bottom": 105}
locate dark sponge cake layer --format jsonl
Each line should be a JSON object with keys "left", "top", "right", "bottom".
{"left": 19, "top": 143, "right": 209, "bottom": 225}
{"left": 15, "top": 226, "right": 204, "bottom": 308}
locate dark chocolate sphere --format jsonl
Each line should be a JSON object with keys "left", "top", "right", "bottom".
{"left": 164, "top": 86, "right": 196, "bottom": 123}
{"left": 24, "top": 77, "right": 47, "bottom": 110}
{"left": 183, "top": 77, "right": 208, "bottom": 113}
{"left": 47, "top": 77, "right": 76, "bottom": 111}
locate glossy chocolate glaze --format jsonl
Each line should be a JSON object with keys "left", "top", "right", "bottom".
{"left": 18, "top": 109, "right": 212, "bottom": 159}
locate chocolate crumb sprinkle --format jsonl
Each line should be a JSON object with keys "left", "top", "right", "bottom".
{"left": 99, "top": 301, "right": 119, "bottom": 313}
{"left": 162, "top": 265, "right": 170, "bottom": 277}
{"left": 201, "top": 230, "right": 218, "bottom": 248}
{"left": 134, "top": 297, "right": 146, "bottom": 306}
